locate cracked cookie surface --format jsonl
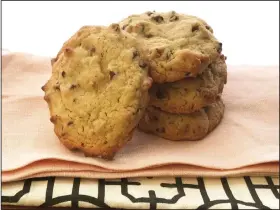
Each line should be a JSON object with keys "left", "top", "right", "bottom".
{"left": 149, "top": 56, "right": 227, "bottom": 114}
{"left": 42, "top": 25, "right": 152, "bottom": 159}
{"left": 119, "top": 11, "right": 222, "bottom": 83}
{"left": 138, "top": 98, "right": 225, "bottom": 141}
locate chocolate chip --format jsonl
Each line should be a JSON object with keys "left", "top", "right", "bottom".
{"left": 64, "top": 47, "right": 73, "bottom": 56}
{"left": 145, "top": 34, "right": 153, "bottom": 38}
{"left": 205, "top": 25, "right": 211, "bottom": 31}
{"left": 54, "top": 85, "right": 60, "bottom": 91}
{"left": 166, "top": 51, "right": 172, "bottom": 60}
{"left": 156, "top": 127, "right": 165, "bottom": 133}
{"left": 151, "top": 15, "right": 164, "bottom": 23}
{"left": 81, "top": 143, "right": 84, "bottom": 147}
{"left": 154, "top": 48, "right": 164, "bottom": 58}
{"left": 50, "top": 116, "right": 57, "bottom": 123}
{"left": 192, "top": 25, "right": 199, "bottom": 32}
{"left": 109, "top": 71, "right": 116, "bottom": 80}
{"left": 156, "top": 89, "right": 166, "bottom": 99}
{"left": 41, "top": 85, "right": 46, "bottom": 91}
{"left": 61, "top": 71, "right": 66, "bottom": 77}
{"left": 111, "top": 23, "right": 120, "bottom": 32}
{"left": 190, "top": 104, "right": 195, "bottom": 110}
{"left": 67, "top": 121, "right": 73, "bottom": 126}
{"left": 122, "top": 24, "right": 128, "bottom": 30}
{"left": 70, "top": 84, "right": 78, "bottom": 90}
{"left": 139, "top": 60, "right": 147, "bottom": 68}
{"left": 44, "top": 95, "right": 50, "bottom": 102}
{"left": 90, "top": 47, "right": 96, "bottom": 55}
{"left": 220, "top": 54, "right": 227, "bottom": 60}
{"left": 132, "top": 50, "right": 139, "bottom": 59}
{"left": 151, "top": 116, "right": 158, "bottom": 121}
{"left": 218, "top": 42, "right": 223, "bottom": 53}
{"left": 170, "top": 15, "right": 179, "bottom": 22}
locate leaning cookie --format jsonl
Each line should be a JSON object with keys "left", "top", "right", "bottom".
{"left": 42, "top": 24, "right": 152, "bottom": 160}
{"left": 149, "top": 56, "right": 227, "bottom": 114}
{"left": 138, "top": 98, "right": 225, "bottom": 141}
{"left": 119, "top": 11, "right": 222, "bottom": 83}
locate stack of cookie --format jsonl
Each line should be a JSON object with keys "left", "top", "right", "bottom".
{"left": 42, "top": 11, "right": 227, "bottom": 160}
{"left": 119, "top": 11, "right": 227, "bottom": 141}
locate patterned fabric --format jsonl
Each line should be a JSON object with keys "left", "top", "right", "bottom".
{"left": 2, "top": 176, "right": 279, "bottom": 209}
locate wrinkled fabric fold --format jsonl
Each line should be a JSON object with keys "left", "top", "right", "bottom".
{"left": 2, "top": 52, "right": 279, "bottom": 183}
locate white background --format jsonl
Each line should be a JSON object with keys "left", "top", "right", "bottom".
{"left": 2, "top": 1, "right": 279, "bottom": 65}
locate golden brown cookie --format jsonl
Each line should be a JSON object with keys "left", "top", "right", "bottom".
{"left": 42, "top": 25, "right": 152, "bottom": 160}
{"left": 149, "top": 56, "right": 227, "bottom": 114}
{"left": 119, "top": 11, "right": 222, "bottom": 83}
{"left": 138, "top": 98, "right": 225, "bottom": 141}
{"left": 204, "top": 97, "right": 225, "bottom": 133}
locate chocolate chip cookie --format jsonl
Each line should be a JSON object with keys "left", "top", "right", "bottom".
{"left": 138, "top": 98, "right": 225, "bottom": 141}
{"left": 149, "top": 56, "right": 227, "bottom": 114}
{"left": 42, "top": 25, "right": 152, "bottom": 159}
{"left": 119, "top": 11, "right": 222, "bottom": 83}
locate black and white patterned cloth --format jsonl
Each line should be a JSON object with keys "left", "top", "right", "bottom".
{"left": 2, "top": 176, "right": 279, "bottom": 209}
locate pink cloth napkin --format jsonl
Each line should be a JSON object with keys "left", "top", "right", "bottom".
{"left": 2, "top": 52, "right": 279, "bottom": 182}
